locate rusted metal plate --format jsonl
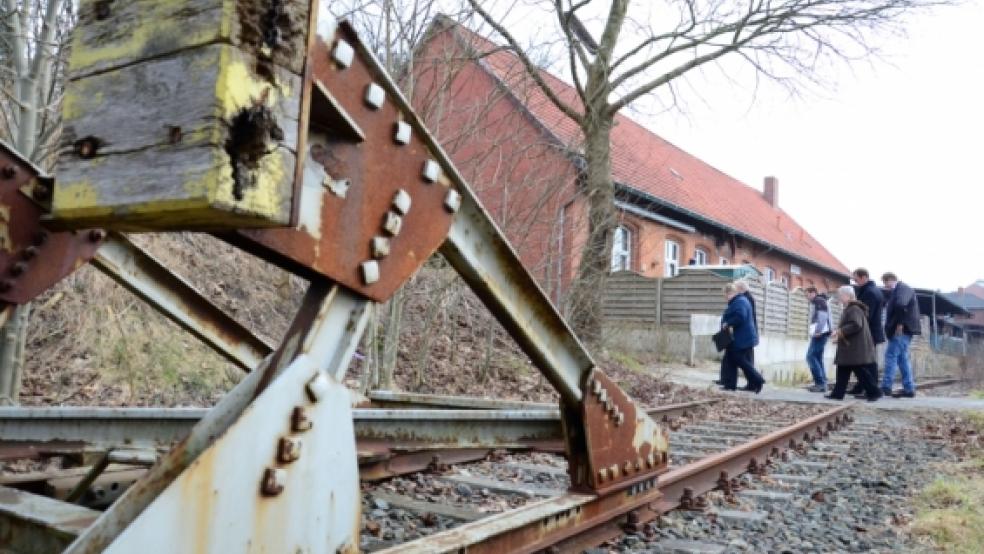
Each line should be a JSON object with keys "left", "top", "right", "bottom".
{"left": 0, "top": 140, "right": 102, "bottom": 304}
{"left": 569, "top": 371, "right": 669, "bottom": 495}
{"left": 234, "top": 22, "right": 455, "bottom": 302}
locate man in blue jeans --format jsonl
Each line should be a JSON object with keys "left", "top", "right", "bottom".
{"left": 805, "top": 287, "right": 831, "bottom": 392}
{"left": 880, "top": 272, "right": 920, "bottom": 397}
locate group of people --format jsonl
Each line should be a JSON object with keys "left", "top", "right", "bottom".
{"left": 804, "top": 269, "right": 921, "bottom": 401}
{"left": 715, "top": 268, "right": 921, "bottom": 401}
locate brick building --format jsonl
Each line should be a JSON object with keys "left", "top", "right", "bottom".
{"left": 944, "top": 283, "right": 984, "bottom": 342}
{"left": 412, "top": 18, "right": 850, "bottom": 302}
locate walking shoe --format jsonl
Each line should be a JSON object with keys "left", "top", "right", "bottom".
{"left": 713, "top": 380, "right": 723, "bottom": 385}
{"left": 823, "top": 394, "right": 844, "bottom": 400}
{"left": 808, "top": 385, "right": 826, "bottom": 393}
{"left": 892, "top": 390, "right": 915, "bottom": 398}
{"left": 846, "top": 384, "right": 862, "bottom": 395}
{"left": 880, "top": 387, "right": 892, "bottom": 397}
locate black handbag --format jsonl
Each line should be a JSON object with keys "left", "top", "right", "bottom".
{"left": 712, "top": 327, "right": 733, "bottom": 352}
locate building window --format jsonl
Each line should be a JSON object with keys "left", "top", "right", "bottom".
{"left": 664, "top": 240, "right": 680, "bottom": 277}
{"left": 763, "top": 267, "right": 776, "bottom": 282}
{"left": 694, "top": 248, "right": 708, "bottom": 266}
{"left": 719, "top": 257, "right": 729, "bottom": 265}
{"left": 611, "top": 226, "right": 632, "bottom": 272}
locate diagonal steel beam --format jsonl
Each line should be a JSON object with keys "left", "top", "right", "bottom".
{"left": 91, "top": 233, "right": 273, "bottom": 372}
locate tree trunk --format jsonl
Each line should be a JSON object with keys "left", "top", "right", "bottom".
{"left": 567, "top": 114, "right": 616, "bottom": 344}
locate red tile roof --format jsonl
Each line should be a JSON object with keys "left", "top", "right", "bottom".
{"left": 442, "top": 20, "right": 850, "bottom": 277}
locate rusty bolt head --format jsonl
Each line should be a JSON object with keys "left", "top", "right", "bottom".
{"left": 261, "top": 468, "right": 287, "bottom": 496}
{"left": 291, "top": 406, "right": 313, "bottom": 432}
{"left": 22, "top": 246, "right": 38, "bottom": 260}
{"left": 609, "top": 464, "right": 620, "bottom": 479}
{"left": 10, "top": 262, "right": 27, "bottom": 277}
{"left": 360, "top": 260, "right": 381, "bottom": 285}
{"left": 88, "top": 229, "right": 106, "bottom": 242}
{"left": 623, "top": 461, "right": 633, "bottom": 474}
{"left": 646, "top": 453, "right": 656, "bottom": 468}
{"left": 591, "top": 379, "right": 602, "bottom": 395}
{"left": 443, "top": 190, "right": 461, "bottom": 214}
{"left": 74, "top": 137, "right": 99, "bottom": 159}
{"left": 371, "top": 236, "right": 391, "bottom": 260}
{"left": 383, "top": 211, "right": 403, "bottom": 236}
{"left": 598, "top": 468, "right": 609, "bottom": 482}
{"left": 0, "top": 165, "right": 15, "bottom": 179}
{"left": 614, "top": 411, "right": 625, "bottom": 426}
{"left": 0, "top": 280, "right": 12, "bottom": 293}
{"left": 278, "top": 437, "right": 303, "bottom": 463}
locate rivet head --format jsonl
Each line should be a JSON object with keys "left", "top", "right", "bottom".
{"left": 394, "top": 121, "right": 412, "bottom": 145}
{"left": 361, "top": 260, "right": 380, "bottom": 285}
{"left": 292, "top": 406, "right": 313, "bottom": 432}
{"left": 305, "top": 371, "right": 331, "bottom": 402}
{"left": 371, "top": 236, "right": 391, "bottom": 260}
{"left": 365, "top": 83, "right": 386, "bottom": 110}
{"left": 278, "top": 437, "right": 303, "bottom": 463}
{"left": 383, "top": 211, "right": 403, "bottom": 236}
{"left": 598, "top": 468, "right": 609, "bottom": 482}
{"left": 422, "top": 160, "right": 441, "bottom": 183}
{"left": 22, "top": 246, "right": 38, "bottom": 260}
{"left": 614, "top": 412, "right": 625, "bottom": 426}
{"left": 609, "top": 464, "right": 620, "bottom": 479}
{"left": 592, "top": 380, "right": 603, "bottom": 395}
{"left": 332, "top": 40, "right": 355, "bottom": 68}
{"left": 623, "top": 461, "right": 632, "bottom": 474}
{"left": 261, "top": 468, "right": 287, "bottom": 496}
{"left": 392, "top": 189, "right": 411, "bottom": 215}
{"left": 443, "top": 190, "right": 461, "bottom": 214}
{"left": 647, "top": 453, "right": 656, "bottom": 468}
{"left": 597, "top": 389, "right": 608, "bottom": 403}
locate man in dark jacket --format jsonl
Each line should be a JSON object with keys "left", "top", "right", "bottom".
{"left": 880, "top": 272, "right": 920, "bottom": 397}
{"left": 719, "top": 283, "right": 766, "bottom": 392}
{"left": 848, "top": 268, "right": 885, "bottom": 395}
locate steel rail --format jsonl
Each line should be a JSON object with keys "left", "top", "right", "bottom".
{"left": 385, "top": 404, "right": 854, "bottom": 553}
{"left": 0, "top": 400, "right": 716, "bottom": 449}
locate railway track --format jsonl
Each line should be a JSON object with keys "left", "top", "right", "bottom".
{"left": 1, "top": 395, "right": 858, "bottom": 553}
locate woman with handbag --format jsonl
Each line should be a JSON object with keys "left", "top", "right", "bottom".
{"left": 825, "top": 286, "right": 882, "bottom": 401}
{"left": 718, "top": 283, "right": 766, "bottom": 393}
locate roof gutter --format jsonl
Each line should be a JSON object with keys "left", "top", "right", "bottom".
{"left": 616, "top": 183, "right": 850, "bottom": 280}
{"left": 614, "top": 200, "right": 695, "bottom": 233}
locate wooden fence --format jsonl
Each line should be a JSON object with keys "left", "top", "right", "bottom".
{"left": 603, "top": 270, "right": 818, "bottom": 340}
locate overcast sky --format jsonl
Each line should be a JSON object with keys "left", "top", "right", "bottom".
{"left": 623, "top": 2, "right": 984, "bottom": 292}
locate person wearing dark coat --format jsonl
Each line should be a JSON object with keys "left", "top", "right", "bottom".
{"left": 719, "top": 283, "right": 766, "bottom": 393}
{"left": 715, "top": 280, "right": 758, "bottom": 386}
{"left": 825, "top": 286, "right": 881, "bottom": 401}
{"left": 880, "top": 272, "right": 921, "bottom": 397}
{"left": 847, "top": 268, "right": 885, "bottom": 395}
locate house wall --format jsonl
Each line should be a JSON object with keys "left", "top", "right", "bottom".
{"left": 412, "top": 27, "right": 579, "bottom": 301}
{"left": 618, "top": 213, "right": 842, "bottom": 291}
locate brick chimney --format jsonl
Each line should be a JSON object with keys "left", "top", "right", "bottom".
{"left": 763, "top": 176, "right": 779, "bottom": 208}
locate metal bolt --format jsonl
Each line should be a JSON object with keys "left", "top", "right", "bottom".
{"left": 365, "top": 83, "right": 386, "bottom": 110}
{"left": 614, "top": 411, "right": 625, "bottom": 426}
{"left": 0, "top": 165, "right": 15, "bottom": 179}
{"left": 597, "top": 468, "right": 609, "bottom": 482}
{"left": 646, "top": 453, "right": 655, "bottom": 468}
{"left": 392, "top": 189, "right": 411, "bottom": 215}
{"left": 383, "top": 211, "right": 403, "bottom": 236}
{"left": 609, "top": 464, "right": 620, "bottom": 479}
{"left": 371, "top": 236, "right": 391, "bottom": 260}
{"left": 278, "top": 437, "right": 303, "bottom": 463}
{"left": 291, "top": 406, "right": 313, "bottom": 432}
{"left": 635, "top": 458, "right": 643, "bottom": 472}
{"left": 597, "top": 389, "right": 608, "bottom": 403}
{"left": 22, "top": 247, "right": 38, "bottom": 260}
{"left": 88, "top": 229, "right": 106, "bottom": 242}
{"left": 443, "top": 190, "right": 461, "bottom": 214}
{"left": 394, "top": 121, "right": 412, "bottom": 145}
{"left": 333, "top": 40, "right": 355, "bottom": 68}
{"left": 305, "top": 371, "right": 331, "bottom": 402}
{"left": 592, "top": 380, "right": 602, "bottom": 395}
{"left": 10, "top": 262, "right": 27, "bottom": 277}
{"left": 422, "top": 159, "right": 441, "bottom": 183}
{"left": 0, "top": 280, "right": 12, "bottom": 293}
{"left": 325, "top": 177, "right": 350, "bottom": 198}
{"left": 261, "top": 468, "right": 286, "bottom": 496}
{"left": 623, "top": 461, "right": 632, "bottom": 475}
{"left": 75, "top": 137, "right": 99, "bottom": 159}
{"left": 360, "top": 260, "right": 380, "bottom": 285}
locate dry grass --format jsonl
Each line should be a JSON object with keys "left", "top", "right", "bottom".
{"left": 912, "top": 411, "right": 984, "bottom": 553}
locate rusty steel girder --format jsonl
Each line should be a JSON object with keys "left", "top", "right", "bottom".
{"left": 0, "top": 140, "right": 103, "bottom": 305}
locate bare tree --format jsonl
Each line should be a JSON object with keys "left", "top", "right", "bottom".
{"left": 0, "top": 0, "right": 72, "bottom": 404}
{"left": 466, "top": 0, "right": 950, "bottom": 343}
